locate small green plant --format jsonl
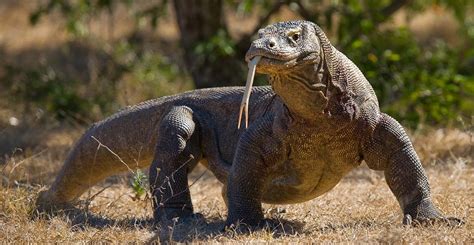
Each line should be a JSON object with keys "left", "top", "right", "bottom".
{"left": 130, "top": 169, "right": 149, "bottom": 200}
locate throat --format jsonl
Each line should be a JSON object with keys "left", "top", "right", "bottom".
{"left": 270, "top": 65, "right": 329, "bottom": 120}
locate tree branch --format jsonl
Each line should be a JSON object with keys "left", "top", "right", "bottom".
{"left": 235, "top": 0, "right": 290, "bottom": 57}
{"left": 250, "top": 0, "right": 289, "bottom": 39}
{"left": 381, "top": 0, "right": 411, "bottom": 17}
{"left": 294, "top": 0, "right": 315, "bottom": 21}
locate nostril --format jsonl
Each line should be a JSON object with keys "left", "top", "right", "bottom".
{"left": 268, "top": 40, "right": 276, "bottom": 49}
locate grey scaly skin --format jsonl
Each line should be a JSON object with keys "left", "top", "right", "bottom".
{"left": 36, "top": 20, "right": 461, "bottom": 228}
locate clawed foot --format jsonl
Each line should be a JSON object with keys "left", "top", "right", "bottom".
{"left": 154, "top": 211, "right": 205, "bottom": 228}
{"left": 402, "top": 198, "right": 464, "bottom": 227}
{"left": 223, "top": 218, "right": 283, "bottom": 233}
{"left": 403, "top": 214, "right": 464, "bottom": 227}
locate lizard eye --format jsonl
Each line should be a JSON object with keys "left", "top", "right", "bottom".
{"left": 288, "top": 32, "right": 300, "bottom": 44}
{"left": 291, "top": 33, "right": 299, "bottom": 42}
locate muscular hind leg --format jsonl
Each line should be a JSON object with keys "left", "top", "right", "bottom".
{"left": 149, "top": 106, "right": 202, "bottom": 223}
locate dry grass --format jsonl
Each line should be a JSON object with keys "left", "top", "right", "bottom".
{"left": 0, "top": 125, "right": 472, "bottom": 243}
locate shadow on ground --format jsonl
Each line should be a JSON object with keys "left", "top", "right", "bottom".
{"left": 32, "top": 207, "right": 306, "bottom": 243}
{"left": 147, "top": 216, "right": 306, "bottom": 243}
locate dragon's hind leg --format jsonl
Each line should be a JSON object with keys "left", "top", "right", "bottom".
{"left": 149, "top": 106, "right": 202, "bottom": 223}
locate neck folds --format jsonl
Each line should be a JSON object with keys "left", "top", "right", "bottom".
{"left": 270, "top": 64, "right": 329, "bottom": 121}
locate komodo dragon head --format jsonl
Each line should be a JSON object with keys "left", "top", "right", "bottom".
{"left": 240, "top": 20, "right": 337, "bottom": 124}
{"left": 246, "top": 20, "right": 333, "bottom": 76}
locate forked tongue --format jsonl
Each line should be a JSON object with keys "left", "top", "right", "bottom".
{"left": 238, "top": 56, "right": 261, "bottom": 129}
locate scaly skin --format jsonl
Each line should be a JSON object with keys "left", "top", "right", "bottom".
{"left": 36, "top": 20, "right": 461, "bottom": 228}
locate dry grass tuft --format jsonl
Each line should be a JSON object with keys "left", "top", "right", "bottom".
{"left": 411, "top": 128, "right": 473, "bottom": 165}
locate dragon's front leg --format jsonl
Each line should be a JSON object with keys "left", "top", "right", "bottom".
{"left": 225, "top": 116, "right": 285, "bottom": 229}
{"left": 363, "top": 113, "right": 462, "bottom": 226}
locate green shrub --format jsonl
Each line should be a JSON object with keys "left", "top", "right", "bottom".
{"left": 2, "top": 39, "right": 192, "bottom": 123}
{"left": 114, "top": 40, "right": 192, "bottom": 105}
{"left": 344, "top": 27, "right": 473, "bottom": 127}
{"left": 3, "top": 65, "right": 92, "bottom": 120}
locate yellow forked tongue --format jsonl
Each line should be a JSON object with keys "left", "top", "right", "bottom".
{"left": 238, "top": 56, "right": 261, "bottom": 129}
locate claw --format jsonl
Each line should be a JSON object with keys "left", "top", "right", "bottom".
{"left": 223, "top": 218, "right": 282, "bottom": 233}
{"left": 238, "top": 56, "right": 261, "bottom": 129}
{"left": 441, "top": 216, "right": 465, "bottom": 227}
{"left": 403, "top": 214, "right": 412, "bottom": 226}
{"left": 403, "top": 214, "right": 464, "bottom": 227}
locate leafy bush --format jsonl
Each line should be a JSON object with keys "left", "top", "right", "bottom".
{"left": 2, "top": 40, "right": 191, "bottom": 122}
{"left": 3, "top": 65, "right": 93, "bottom": 121}
{"left": 344, "top": 27, "right": 473, "bottom": 127}
{"left": 114, "top": 40, "right": 192, "bottom": 105}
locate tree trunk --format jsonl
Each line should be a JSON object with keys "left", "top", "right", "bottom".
{"left": 173, "top": 0, "right": 245, "bottom": 88}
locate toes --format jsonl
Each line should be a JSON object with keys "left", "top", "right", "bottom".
{"left": 179, "top": 212, "right": 205, "bottom": 224}
{"left": 402, "top": 214, "right": 412, "bottom": 225}
{"left": 442, "top": 217, "right": 464, "bottom": 227}
{"left": 223, "top": 221, "right": 260, "bottom": 233}
{"left": 155, "top": 212, "right": 204, "bottom": 227}
{"left": 403, "top": 215, "right": 464, "bottom": 227}
{"left": 223, "top": 218, "right": 282, "bottom": 233}
{"left": 258, "top": 218, "right": 283, "bottom": 230}
{"left": 190, "top": 212, "right": 205, "bottom": 220}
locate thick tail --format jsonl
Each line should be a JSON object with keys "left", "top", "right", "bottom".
{"left": 35, "top": 116, "right": 157, "bottom": 213}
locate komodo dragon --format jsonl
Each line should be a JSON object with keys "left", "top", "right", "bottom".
{"left": 36, "top": 20, "right": 461, "bottom": 228}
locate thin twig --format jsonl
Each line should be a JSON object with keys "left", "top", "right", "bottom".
{"left": 6, "top": 148, "right": 48, "bottom": 176}
{"left": 87, "top": 184, "right": 113, "bottom": 203}
{"left": 91, "top": 136, "right": 134, "bottom": 173}
{"left": 160, "top": 169, "right": 208, "bottom": 205}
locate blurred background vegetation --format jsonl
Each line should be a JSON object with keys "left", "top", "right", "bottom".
{"left": 0, "top": 0, "right": 472, "bottom": 130}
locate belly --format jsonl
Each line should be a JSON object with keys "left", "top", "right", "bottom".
{"left": 261, "top": 158, "right": 356, "bottom": 204}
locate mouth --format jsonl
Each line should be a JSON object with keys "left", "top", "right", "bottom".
{"left": 245, "top": 50, "right": 297, "bottom": 64}
{"left": 245, "top": 51, "right": 326, "bottom": 92}
{"left": 245, "top": 51, "right": 319, "bottom": 73}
